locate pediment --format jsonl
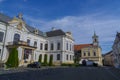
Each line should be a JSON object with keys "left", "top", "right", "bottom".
{"left": 8, "top": 17, "right": 29, "bottom": 32}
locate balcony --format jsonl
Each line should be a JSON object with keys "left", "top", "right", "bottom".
{"left": 7, "top": 41, "right": 37, "bottom": 49}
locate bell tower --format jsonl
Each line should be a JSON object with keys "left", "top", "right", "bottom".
{"left": 92, "top": 31, "right": 99, "bottom": 46}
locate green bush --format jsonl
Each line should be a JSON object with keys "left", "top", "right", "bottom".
{"left": 43, "top": 54, "right": 48, "bottom": 66}
{"left": 38, "top": 54, "right": 42, "bottom": 63}
{"left": 6, "top": 47, "right": 19, "bottom": 68}
{"left": 49, "top": 55, "right": 53, "bottom": 66}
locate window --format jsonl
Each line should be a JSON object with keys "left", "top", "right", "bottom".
{"left": 40, "top": 43, "right": 43, "bottom": 50}
{"left": 50, "top": 43, "right": 54, "bottom": 50}
{"left": 70, "top": 44, "right": 72, "bottom": 51}
{"left": 70, "top": 55, "right": 71, "bottom": 60}
{"left": 24, "top": 49, "right": 32, "bottom": 60}
{"left": 57, "top": 42, "right": 61, "bottom": 50}
{"left": 14, "top": 33, "right": 20, "bottom": 42}
{"left": 0, "top": 32, "right": 4, "bottom": 42}
{"left": 27, "top": 39, "right": 30, "bottom": 45}
{"left": 45, "top": 43, "right": 48, "bottom": 50}
{"left": 93, "top": 52, "right": 96, "bottom": 56}
{"left": 66, "top": 54, "right": 68, "bottom": 60}
{"left": 66, "top": 42, "right": 68, "bottom": 50}
{"left": 34, "top": 41, "right": 37, "bottom": 47}
{"left": 0, "top": 49, "right": 1, "bottom": 55}
{"left": 70, "top": 44, "right": 71, "bottom": 51}
{"left": 84, "top": 52, "right": 86, "bottom": 56}
{"left": 88, "top": 52, "right": 90, "bottom": 56}
{"left": 57, "top": 54, "right": 60, "bottom": 60}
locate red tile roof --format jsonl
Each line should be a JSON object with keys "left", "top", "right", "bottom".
{"left": 74, "top": 44, "right": 92, "bottom": 51}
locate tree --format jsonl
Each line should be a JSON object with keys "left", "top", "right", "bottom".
{"left": 6, "top": 47, "right": 19, "bottom": 68}
{"left": 49, "top": 55, "right": 53, "bottom": 66}
{"left": 38, "top": 54, "right": 42, "bottom": 63}
{"left": 44, "top": 54, "right": 48, "bottom": 65}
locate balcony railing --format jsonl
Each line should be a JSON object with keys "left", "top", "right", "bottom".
{"left": 8, "top": 41, "right": 37, "bottom": 48}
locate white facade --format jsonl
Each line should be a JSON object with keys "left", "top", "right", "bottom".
{"left": 112, "top": 32, "right": 120, "bottom": 68}
{"left": 0, "top": 13, "right": 74, "bottom": 66}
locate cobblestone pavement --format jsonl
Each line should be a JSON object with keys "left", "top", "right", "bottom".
{"left": 0, "top": 67, "right": 120, "bottom": 80}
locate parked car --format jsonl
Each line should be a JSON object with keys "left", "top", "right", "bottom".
{"left": 86, "top": 60, "right": 94, "bottom": 66}
{"left": 27, "top": 62, "right": 41, "bottom": 68}
{"left": 79, "top": 59, "right": 88, "bottom": 65}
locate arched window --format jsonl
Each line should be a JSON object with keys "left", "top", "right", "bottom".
{"left": 57, "top": 42, "right": 60, "bottom": 50}
{"left": 14, "top": 33, "right": 20, "bottom": 42}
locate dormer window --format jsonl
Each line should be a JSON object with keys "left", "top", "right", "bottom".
{"left": 34, "top": 29, "right": 39, "bottom": 35}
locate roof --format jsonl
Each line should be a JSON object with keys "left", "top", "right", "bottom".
{"left": 0, "top": 13, "right": 45, "bottom": 37}
{"left": 0, "top": 13, "right": 12, "bottom": 23}
{"left": 25, "top": 24, "right": 45, "bottom": 37}
{"left": 74, "top": 44, "right": 92, "bottom": 51}
{"left": 46, "top": 29, "right": 65, "bottom": 37}
{"left": 103, "top": 50, "right": 113, "bottom": 56}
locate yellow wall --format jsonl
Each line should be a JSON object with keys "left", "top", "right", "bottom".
{"left": 81, "top": 46, "right": 103, "bottom": 66}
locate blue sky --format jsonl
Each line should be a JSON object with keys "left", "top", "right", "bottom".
{"left": 0, "top": 0, "right": 120, "bottom": 54}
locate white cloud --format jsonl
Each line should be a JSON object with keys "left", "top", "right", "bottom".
{"left": 24, "top": 13, "right": 120, "bottom": 53}
{"left": 0, "top": 0, "right": 5, "bottom": 3}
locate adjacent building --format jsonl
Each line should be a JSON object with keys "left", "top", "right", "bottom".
{"left": 74, "top": 32, "right": 103, "bottom": 66}
{"left": 103, "top": 51, "right": 114, "bottom": 66}
{"left": 112, "top": 32, "right": 120, "bottom": 68}
{"left": 0, "top": 13, "right": 74, "bottom": 66}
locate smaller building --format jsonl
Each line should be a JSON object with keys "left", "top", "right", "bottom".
{"left": 74, "top": 32, "right": 103, "bottom": 66}
{"left": 103, "top": 51, "right": 114, "bottom": 66}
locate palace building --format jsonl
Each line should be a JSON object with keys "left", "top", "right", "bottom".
{"left": 74, "top": 32, "right": 103, "bottom": 66}
{"left": 0, "top": 13, "right": 74, "bottom": 66}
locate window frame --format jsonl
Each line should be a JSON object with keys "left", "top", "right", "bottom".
{"left": 34, "top": 41, "right": 37, "bottom": 47}
{"left": 57, "top": 42, "right": 61, "bottom": 50}
{"left": 40, "top": 43, "right": 43, "bottom": 50}
{"left": 50, "top": 43, "right": 54, "bottom": 50}
{"left": 45, "top": 43, "right": 48, "bottom": 50}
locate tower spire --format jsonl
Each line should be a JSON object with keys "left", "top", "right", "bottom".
{"left": 92, "top": 31, "right": 99, "bottom": 46}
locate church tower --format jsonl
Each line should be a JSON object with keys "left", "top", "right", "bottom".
{"left": 92, "top": 31, "right": 99, "bottom": 46}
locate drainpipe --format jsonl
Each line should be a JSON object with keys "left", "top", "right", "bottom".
{"left": 0, "top": 22, "right": 8, "bottom": 64}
